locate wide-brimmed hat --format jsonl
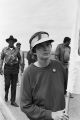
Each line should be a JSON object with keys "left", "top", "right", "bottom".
{"left": 29, "top": 31, "right": 54, "bottom": 52}
{"left": 6, "top": 35, "right": 17, "bottom": 43}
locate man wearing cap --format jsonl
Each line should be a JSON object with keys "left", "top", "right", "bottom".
{"left": 20, "top": 31, "right": 69, "bottom": 120}
{"left": 0, "top": 35, "right": 21, "bottom": 107}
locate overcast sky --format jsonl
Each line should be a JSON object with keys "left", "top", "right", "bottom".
{"left": 0, "top": 0, "right": 78, "bottom": 51}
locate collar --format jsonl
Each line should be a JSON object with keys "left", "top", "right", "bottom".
{"left": 7, "top": 46, "right": 15, "bottom": 49}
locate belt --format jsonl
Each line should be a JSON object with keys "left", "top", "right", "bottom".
{"left": 5, "top": 63, "right": 19, "bottom": 67}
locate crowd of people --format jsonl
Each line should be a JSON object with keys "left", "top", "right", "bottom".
{"left": 0, "top": 32, "right": 71, "bottom": 120}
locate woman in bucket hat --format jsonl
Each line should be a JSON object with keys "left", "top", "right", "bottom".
{"left": 20, "top": 31, "right": 69, "bottom": 120}
{"left": 0, "top": 35, "right": 21, "bottom": 107}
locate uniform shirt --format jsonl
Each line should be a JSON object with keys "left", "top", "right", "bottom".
{"left": 0, "top": 46, "right": 21, "bottom": 73}
{"left": 20, "top": 60, "right": 66, "bottom": 120}
{"left": 0, "top": 46, "right": 21, "bottom": 65}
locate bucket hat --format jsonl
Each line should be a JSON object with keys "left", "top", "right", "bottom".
{"left": 6, "top": 35, "right": 17, "bottom": 43}
{"left": 29, "top": 31, "right": 54, "bottom": 52}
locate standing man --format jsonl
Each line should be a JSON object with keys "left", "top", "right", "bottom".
{"left": 0, "top": 35, "right": 21, "bottom": 107}
{"left": 55, "top": 37, "right": 71, "bottom": 95}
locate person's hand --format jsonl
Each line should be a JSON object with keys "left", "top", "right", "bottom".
{"left": 0, "top": 68, "right": 3, "bottom": 75}
{"left": 52, "top": 110, "right": 69, "bottom": 120}
{"left": 52, "top": 110, "right": 64, "bottom": 120}
{"left": 62, "top": 111, "right": 69, "bottom": 120}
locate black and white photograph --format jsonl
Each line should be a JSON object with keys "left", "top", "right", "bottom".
{"left": 0, "top": 0, "right": 80, "bottom": 120}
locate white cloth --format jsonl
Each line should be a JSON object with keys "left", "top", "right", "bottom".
{"left": 67, "top": 56, "right": 80, "bottom": 94}
{"left": 0, "top": 75, "right": 5, "bottom": 99}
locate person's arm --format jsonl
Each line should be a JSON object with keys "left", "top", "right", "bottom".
{"left": 17, "top": 51, "right": 21, "bottom": 67}
{"left": 21, "top": 52, "right": 25, "bottom": 73}
{"left": 20, "top": 68, "right": 52, "bottom": 120}
{"left": 0, "top": 50, "right": 5, "bottom": 74}
{"left": 18, "top": 51, "right": 21, "bottom": 63}
{"left": 19, "top": 51, "right": 25, "bottom": 73}
{"left": 55, "top": 45, "right": 60, "bottom": 60}
{"left": 0, "top": 60, "right": 4, "bottom": 75}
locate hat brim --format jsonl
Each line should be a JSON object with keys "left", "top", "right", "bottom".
{"left": 31, "top": 38, "right": 54, "bottom": 53}
{"left": 32, "top": 38, "right": 54, "bottom": 48}
{"left": 6, "top": 38, "right": 17, "bottom": 43}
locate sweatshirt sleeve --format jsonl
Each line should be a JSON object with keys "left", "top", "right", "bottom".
{"left": 20, "top": 68, "right": 52, "bottom": 120}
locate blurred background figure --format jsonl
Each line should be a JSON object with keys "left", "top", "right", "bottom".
{"left": 16, "top": 42, "right": 25, "bottom": 86}
{"left": 16, "top": 42, "right": 25, "bottom": 73}
{"left": 55, "top": 37, "right": 71, "bottom": 96}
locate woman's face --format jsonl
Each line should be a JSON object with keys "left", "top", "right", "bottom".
{"left": 35, "top": 41, "right": 52, "bottom": 60}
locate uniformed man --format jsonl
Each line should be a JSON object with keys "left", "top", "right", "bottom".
{"left": 0, "top": 35, "right": 21, "bottom": 107}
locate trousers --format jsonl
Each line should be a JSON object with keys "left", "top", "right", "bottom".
{"left": 4, "top": 64, "right": 19, "bottom": 103}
